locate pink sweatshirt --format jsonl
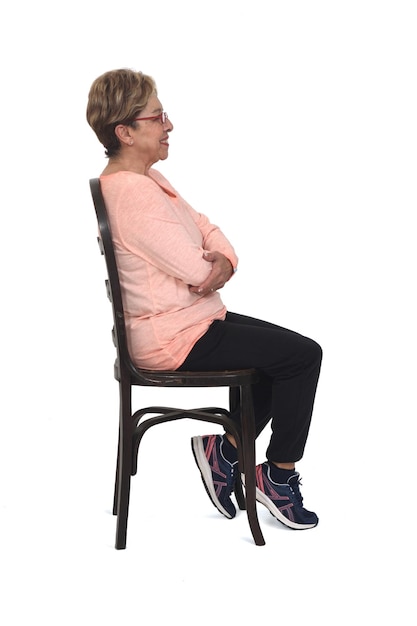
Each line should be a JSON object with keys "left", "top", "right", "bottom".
{"left": 100, "top": 169, "right": 238, "bottom": 370}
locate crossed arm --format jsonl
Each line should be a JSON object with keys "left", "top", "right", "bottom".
{"left": 189, "top": 250, "right": 235, "bottom": 297}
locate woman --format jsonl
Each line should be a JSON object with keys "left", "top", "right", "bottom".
{"left": 87, "top": 68, "right": 322, "bottom": 530}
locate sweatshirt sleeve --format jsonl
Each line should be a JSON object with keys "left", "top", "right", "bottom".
{"left": 185, "top": 205, "right": 238, "bottom": 272}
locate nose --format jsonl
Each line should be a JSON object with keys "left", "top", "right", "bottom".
{"left": 164, "top": 117, "right": 173, "bottom": 131}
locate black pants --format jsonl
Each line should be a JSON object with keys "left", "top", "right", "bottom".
{"left": 178, "top": 312, "right": 322, "bottom": 462}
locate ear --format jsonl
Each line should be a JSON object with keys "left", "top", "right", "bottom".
{"left": 114, "top": 124, "right": 133, "bottom": 146}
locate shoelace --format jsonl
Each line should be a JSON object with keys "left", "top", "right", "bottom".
{"left": 288, "top": 476, "right": 304, "bottom": 507}
{"left": 229, "top": 461, "right": 238, "bottom": 489}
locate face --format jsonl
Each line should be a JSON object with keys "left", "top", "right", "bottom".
{"left": 129, "top": 95, "right": 173, "bottom": 168}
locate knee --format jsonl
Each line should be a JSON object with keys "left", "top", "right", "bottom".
{"left": 306, "top": 337, "right": 323, "bottom": 367}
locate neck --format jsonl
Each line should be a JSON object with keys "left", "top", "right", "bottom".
{"left": 102, "top": 153, "right": 151, "bottom": 176}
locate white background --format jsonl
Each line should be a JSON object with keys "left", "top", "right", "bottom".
{"left": 1, "top": 1, "right": 416, "bottom": 624}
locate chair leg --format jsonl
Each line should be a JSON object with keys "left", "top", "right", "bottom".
{"left": 114, "top": 384, "right": 134, "bottom": 550}
{"left": 228, "top": 387, "right": 246, "bottom": 510}
{"left": 114, "top": 424, "right": 132, "bottom": 550}
{"left": 111, "top": 383, "right": 263, "bottom": 548}
{"left": 112, "top": 433, "right": 120, "bottom": 516}
{"left": 234, "top": 473, "right": 246, "bottom": 511}
{"left": 240, "top": 385, "right": 265, "bottom": 546}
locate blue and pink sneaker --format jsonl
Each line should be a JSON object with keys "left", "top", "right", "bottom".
{"left": 191, "top": 434, "right": 237, "bottom": 519}
{"left": 255, "top": 462, "right": 319, "bottom": 530}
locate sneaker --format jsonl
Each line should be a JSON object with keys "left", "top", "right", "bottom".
{"left": 191, "top": 435, "right": 237, "bottom": 519}
{"left": 254, "top": 463, "right": 319, "bottom": 530}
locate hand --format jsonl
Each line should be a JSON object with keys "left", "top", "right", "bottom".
{"left": 189, "top": 250, "right": 234, "bottom": 296}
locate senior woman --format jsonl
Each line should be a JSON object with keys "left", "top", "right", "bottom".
{"left": 86, "top": 68, "right": 322, "bottom": 530}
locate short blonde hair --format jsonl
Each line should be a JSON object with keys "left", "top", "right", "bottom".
{"left": 86, "top": 68, "right": 157, "bottom": 157}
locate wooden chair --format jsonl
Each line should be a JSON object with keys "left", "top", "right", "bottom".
{"left": 89, "top": 177, "right": 265, "bottom": 549}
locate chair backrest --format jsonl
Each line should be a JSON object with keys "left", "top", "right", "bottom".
{"left": 89, "top": 178, "right": 137, "bottom": 380}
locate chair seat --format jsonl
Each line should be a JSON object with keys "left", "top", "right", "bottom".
{"left": 117, "top": 360, "right": 259, "bottom": 387}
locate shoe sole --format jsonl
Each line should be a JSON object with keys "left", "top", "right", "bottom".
{"left": 241, "top": 474, "right": 318, "bottom": 530}
{"left": 191, "top": 436, "right": 234, "bottom": 519}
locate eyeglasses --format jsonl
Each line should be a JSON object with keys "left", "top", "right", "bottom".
{"left": 133, "top": 111, "right": 169, "bottom": 124}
